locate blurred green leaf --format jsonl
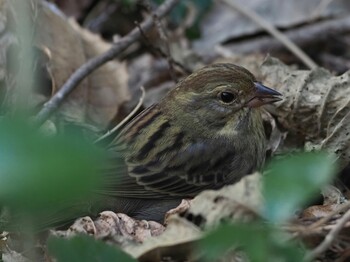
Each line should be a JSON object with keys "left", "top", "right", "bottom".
{"left": 0, "top": 119, "right": 104, "bottom": 215}
{"left": 263, "top": 152, "right": 336, "bottom": 223}
{"left": 48, "top": 235, "right": 136, "bottom": 262}
{"left": 199, "top": 223, "right": 303, "bottom": 262}
{"left": 153, "top": 0, "right": 213, "bottom": 39}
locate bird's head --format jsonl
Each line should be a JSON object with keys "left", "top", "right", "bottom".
{"left": 163, "top": 63, "right": 282, "bottom": 136}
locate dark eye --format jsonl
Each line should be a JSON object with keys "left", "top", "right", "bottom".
{"left": 219, "top": 92, "right": 236, "bottom": 103}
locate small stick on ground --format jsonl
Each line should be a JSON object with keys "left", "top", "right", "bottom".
{"left": 304, "top": 208, "right": 350, "bottom": 261}
{"left": 221, "top": 0, "right": 317, "bottom": 69}
{"left": 308, "top": 202, "right": 350, "bottom": 231}
{"left": 94, "top": 86, "right": 145, "bottom": 143}
{"left": 34, "top": 0, "right": 180, "bottom": 126}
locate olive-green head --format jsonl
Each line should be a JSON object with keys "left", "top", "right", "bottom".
{"left": 162, "top": 63, "right": 282, "bottom": 136}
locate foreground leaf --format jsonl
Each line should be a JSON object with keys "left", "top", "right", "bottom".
{"left": 0, "top": 119, "right": 105, "bottom": 227}
{"left": 263, "top": 152, "right": 336, "bottom": 223}
{"left": 199, "top": 223, "right": 303, "bottom": 262}
{"left": 48, "top": 235, "right": 136, "bottom": 262}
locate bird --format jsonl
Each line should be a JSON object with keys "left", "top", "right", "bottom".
{"left": 93, "top": 63, "right": 282, "bottom": 222}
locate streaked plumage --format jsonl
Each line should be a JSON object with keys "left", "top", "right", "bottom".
{"left": 99, "top": 63, "right": 282, "bottom": 221}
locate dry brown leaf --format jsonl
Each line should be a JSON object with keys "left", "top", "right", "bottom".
{"left": 39, "top": 2, "right": 130, "bottom": 129}
{"left": 1, "top": 0, "right": 130, "bottom": 130}
{"left": 124, "top": 216, "right": 201, "bottom": 261}
{"left": 51, "top": 211, "right": 165, "bottom": 245}
{"left": 182, "top": 172, "right": 262, "bottom": 229}
{"left": 301, "top": 186, "right": 345, "bottom": 219}
{"left": 34, "top": 2, "right": 90, "bottom": 124}
{"left": 126, "top": 173, "right": 262, "bottom": 260}
{"left": 262, "top": 110, "right": 286, "bottom": 155}
{"left": 260, "top": 57, "right": 350, "bottom": 168}
{"left": 164, "top": 199, "right": 191, "bottom": 224}
{"left": 69, "top": 19, "right": 130, "bottom": 128}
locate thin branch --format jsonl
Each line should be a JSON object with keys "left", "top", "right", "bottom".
{"left": 94, "top": 86, "right": 145, "bottom": 143}
{"left": 308, "top": 202, "right": 350, "bottom": 230}
{"left": 153, "top": 11, "right": 177, "bottom": 82}
{"left": 136, "top": 22, "right": 192, "bottom": 75}
{"left": 34, "top": 0, "right": 180, "bottom": 126}
{"left": 304, "top": 208, "right": 350, "bottom": 261}
{"left": 221, "top": 0, "right": 317, "bottom": 69}
{"left": 141, "top": 0, "right": 178, "bottom": 81}
{"left": 224, "top": 16, "right": 350, "bottom": 55}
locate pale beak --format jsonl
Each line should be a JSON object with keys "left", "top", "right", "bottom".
{"left": 246, "top": 82, "right": 283, "bottom": 108}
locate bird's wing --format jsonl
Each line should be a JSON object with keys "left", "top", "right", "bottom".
{"left": 100, "top": 105, "right": 237, "bottom": 199}
{"left": 125, "top": 138, "right": 237, "bottom": 197}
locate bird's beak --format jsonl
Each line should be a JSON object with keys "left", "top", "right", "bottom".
{"left": 246, "top": 82, "right": 283, "bottom": 108}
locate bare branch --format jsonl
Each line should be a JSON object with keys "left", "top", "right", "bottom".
{"left": 221, "top": 0, "right": 317, "bottom": 69}
{"left": 224, "top": 16, "right": 350, "bottom": 56}
{"left": 94, "top": 86, "right": 145, "bottom": 143}
{"left": 304, "top": 207, "right": 350, "bottom": 261}
{"left": 34, "top": 0, "right": 180, "bottom": 126}
{"left": 136, "top": 21, "right": 192, "bottom": 76}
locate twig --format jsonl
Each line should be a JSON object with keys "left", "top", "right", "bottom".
{"left": 304, "top": 208, "right": 350, "bottom": 261}
{"left": 308, "top": 202, "right": 350, "bottom": 231}
{"left": 142, "top": 0, "right": 178, "bottom": 82}
{"left": 135, "top": 22, "right": 192, "bottom": 74}
{"left": 224, "top": 16, "right": 350, "bottom": 56}
{"left": 94, "top": 86, "right": 145, "bottom": 143}
{"left": 153, "top": 12, "right": 177, "bottom": 82}
{"left": 221, "top": 0, "right": 317, "bottom": 69}
{"left": 34, "top": 0, "right": 180, "bottom": 126}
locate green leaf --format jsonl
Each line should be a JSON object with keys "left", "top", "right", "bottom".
{"left": 263, "top": 152, "right": 336, "bottom": 223}
{"left": 199, "top": 223, "right": 304, "bottom": 262}
{"left": 0, "top": 119, "right": 106, "bottom": 224}
{"left": 48, "top": 235, "right": 137, "bottom": 262}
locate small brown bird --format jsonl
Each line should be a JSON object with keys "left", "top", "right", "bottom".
{"left": 98, "top": 63, "right": 282, "bottom": 221}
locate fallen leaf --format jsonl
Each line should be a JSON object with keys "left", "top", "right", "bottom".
{"left": 261, "top": 57, "right": 350, "bottom": 168}
{"left": 1, "top": 0, "right": 130, "bottom": 131}
{"left": 301, "top": 185, "right": 345, "bottom": 220}
{"left": 51, "top": 211, "right": 165, "bottom": 245}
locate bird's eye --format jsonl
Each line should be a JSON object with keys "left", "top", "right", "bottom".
{"left": 219, "top": 92, "right": 236, "bottom": 104}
